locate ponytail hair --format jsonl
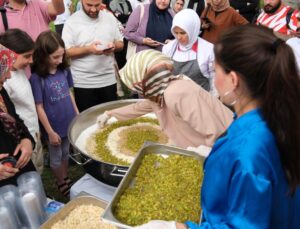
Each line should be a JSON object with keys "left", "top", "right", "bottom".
{"left": 214, "top": 24, "right": 300, "bottom": 194}
{"left": 32, "top": 30, "right": 69, "bottom": 78}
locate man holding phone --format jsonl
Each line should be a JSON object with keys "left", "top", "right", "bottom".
{"left": 62, "top": 0, "right": 124, "bottom": 112}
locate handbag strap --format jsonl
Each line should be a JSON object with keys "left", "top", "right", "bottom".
{"left": 0, "top": 6, "right": 8, "bottom": 31}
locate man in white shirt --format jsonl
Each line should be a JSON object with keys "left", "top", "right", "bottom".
{"left": 62, "top": 0, "right": 124, "bottom": 112}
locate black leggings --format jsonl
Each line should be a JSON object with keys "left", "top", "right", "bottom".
{"left": 74, "top": 84, "right": 117, "bottom": 112}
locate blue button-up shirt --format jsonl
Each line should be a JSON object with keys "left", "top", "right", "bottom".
{"left": 186, "top": 109, "right": 300, "bottom": 229}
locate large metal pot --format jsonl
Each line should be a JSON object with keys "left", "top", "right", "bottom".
{"left": 68, "top": 99, "right": 139, "bottom": 187}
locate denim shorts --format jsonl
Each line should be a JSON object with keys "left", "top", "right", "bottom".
{"left": 47, "top": 137, "right": 69, "bottom": 168}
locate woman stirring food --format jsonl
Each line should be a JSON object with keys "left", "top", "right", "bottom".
{"left": 97, "top": 49, "right": 233, "bottom": 149}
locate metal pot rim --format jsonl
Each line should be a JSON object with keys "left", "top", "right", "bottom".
{"left": 68, "top": 99, "right": 141, "bottom": 168}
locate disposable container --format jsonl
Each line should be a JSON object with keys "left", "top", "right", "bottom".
{"left": 0, "top": 197, "right": 19, "bottom": 229}
{"left": 17, "top": 171, "right": 48, "bottom": 228}
{"left": 17, "top": 171, "right": 47, "bottom": 207}
{"left": 0, "top": 185, "right": 30, "bottom": 228}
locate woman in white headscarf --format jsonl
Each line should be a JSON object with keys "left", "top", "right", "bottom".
{"left": 162, "top": 9, "right": 216, "bottom": 95}
{"left": 96, "top": 49, "right": 233, "bottom": 149}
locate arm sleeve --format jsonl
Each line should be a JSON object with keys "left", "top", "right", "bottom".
{"left": 123, "top": 5, "right": 145, "bottom": 44}
{"left": 233, "top": 10, "right": 249, "bottom": 25}
{"left": 2, "top": 89, "right": 35, "bottom": 147}
{"left": 29, "top": 74, "right": 43, "bottom": 104}
{"left": 66, "top": 69, "right": 74, "bottom": 88}
{"left": 62, "top": 20, "right": 75, "bottom": 49}
{"left": 289, "top": 10, "right": 299, "bottom": 33}
{"left": 186, "top": 170, "right": 272, "bottom": 229}
{"left": 110, "top": 14, "right": 124, "bottom": 41}
{"left": 164, "top": 83, "right": 232, "bottom": 146}
{"left": 207, "top": 49, "right": 218, "bottom": 97}
{"left": 37, "top": 0, "right": 55, "bottom": 22}
{"left": 107, "top": 100, "right": 154, "bottom": 120}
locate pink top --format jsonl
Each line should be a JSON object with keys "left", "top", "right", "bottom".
{"left": 107, "top": 79, "right": 233, "bottom": 148}
{"left": 0, "top": 0, "right": 54, "bottom": 40}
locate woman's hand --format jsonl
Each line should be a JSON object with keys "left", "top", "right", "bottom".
{"left": 143, "top": 37, "right": 161, "bottom": 47}
{"left": 48, "top": 131, "right": 61, "bottom": 146}
{"left": 0, "top": 154, "right": 19, "bottom": 180}
{"left": 201, "top": 22, "right": 211, "bottom": 30}
{"left": 134, "top": 220, "right": 177, "bottom": 229}
{"left": 96, "top": 111, "right": 111, "bottom": 128}
{"left": 176, "top": 222, "right": 188, "bottom": 229}
{"left": 14, "top": 138, "right": 33, "bottom": 169}
{"left": 90, "top": 41, "right": 116, "bottom": 55}
{"left": 102, "top": 42, "right": 115, "bottom": 55}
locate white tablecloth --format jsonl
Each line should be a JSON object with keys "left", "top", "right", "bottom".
{"left": 70, "top": 174, "right": 117, "bottom": 202}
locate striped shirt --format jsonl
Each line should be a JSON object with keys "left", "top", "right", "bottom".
{"left": 256, "top": 5, "right": 298, "bottom": 35}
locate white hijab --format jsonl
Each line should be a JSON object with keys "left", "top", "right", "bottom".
{"left": 171, "top": 9, "right": 201, "bottom": 51}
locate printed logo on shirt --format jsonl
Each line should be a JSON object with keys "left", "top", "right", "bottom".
{"left": 49, "top": 80, "right": 69, "bottom": 102}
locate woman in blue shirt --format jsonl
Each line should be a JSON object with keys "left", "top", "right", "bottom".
{"left": 135, "top": 25, "right": 300, "bottom": 229}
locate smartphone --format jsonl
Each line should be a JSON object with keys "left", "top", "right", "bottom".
{"left": 96, "top": 43, "right": 112, "bottom": 50}
{"left": 154, "top": 41, "right": 165, "bottom": 46}
{"left": 102, "top": 46, "right": 114, "bottom": 51}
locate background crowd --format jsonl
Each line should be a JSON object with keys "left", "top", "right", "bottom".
{"left": 0, "top": 0, "right": 299, "bottom": 228}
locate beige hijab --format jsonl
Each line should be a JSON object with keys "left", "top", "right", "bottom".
{"left": 209, "top": 0, "right": 230, "bottom": 12}
{"left": 120, "top": 50, "right": 180, "bottom": 106}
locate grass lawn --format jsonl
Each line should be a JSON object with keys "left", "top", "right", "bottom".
{"left": 41, "top": 162, "right": 85, "bottom": 203}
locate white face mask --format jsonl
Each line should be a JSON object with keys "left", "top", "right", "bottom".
{"left": 220, "top": 88, "right": 238, "bottom": 106}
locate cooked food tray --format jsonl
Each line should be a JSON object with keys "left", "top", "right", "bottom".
{"left": 102, "top": 142, "right": 205, "bottom": 228}
{"left": 40, "top": 195, "right": 109, "bottom": 228}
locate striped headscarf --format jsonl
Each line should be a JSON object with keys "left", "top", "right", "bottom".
{"left": 0, "top": 44, "right": 17, "bottom": 79}
{"left": 120, "top": 50, "right": 180, "bottom": 106}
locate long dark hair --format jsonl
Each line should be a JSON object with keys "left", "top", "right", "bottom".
{"left": 32, "top": 31, "right": 69, "bottom": 78}
{"left": 214, "top": 24, "right": 300, "bottom": 194}
{"left": 0, "top": 28, "right": 34, "bottom": 54}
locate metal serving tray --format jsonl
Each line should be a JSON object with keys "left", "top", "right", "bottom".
{"left": 101, "top": 142, "right": 205, "bottom": 229}
{"left": 40, "top": 194, "right": 108, "bottom": 229}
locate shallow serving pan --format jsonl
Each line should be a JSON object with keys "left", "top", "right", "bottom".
{"left": 101, "top": 142, "right": 205, "bottom": 229}
{"left": 40, "top": 194, "right": 108, "bottom": 229}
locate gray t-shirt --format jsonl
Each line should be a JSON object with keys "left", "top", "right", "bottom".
{"left": 62, "top": 10, "right": 123, "bottom": 88}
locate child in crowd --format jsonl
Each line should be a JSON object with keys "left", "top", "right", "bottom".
{"left": 0, "top": 29, "right": 44, "bottom": 174}
{"left": 30, "top": 31, "right": 79, "bottom": 196}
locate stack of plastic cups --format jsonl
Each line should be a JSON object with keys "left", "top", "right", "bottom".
{"left": 0, "top": 185, "right": 29, "bottom": 229}
{"left": 17, "top": 171, "right": 48, "bottom": 229}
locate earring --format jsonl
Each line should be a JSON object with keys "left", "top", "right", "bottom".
{"left": 220, "top": 89, "right": 238, "bottom": 106}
